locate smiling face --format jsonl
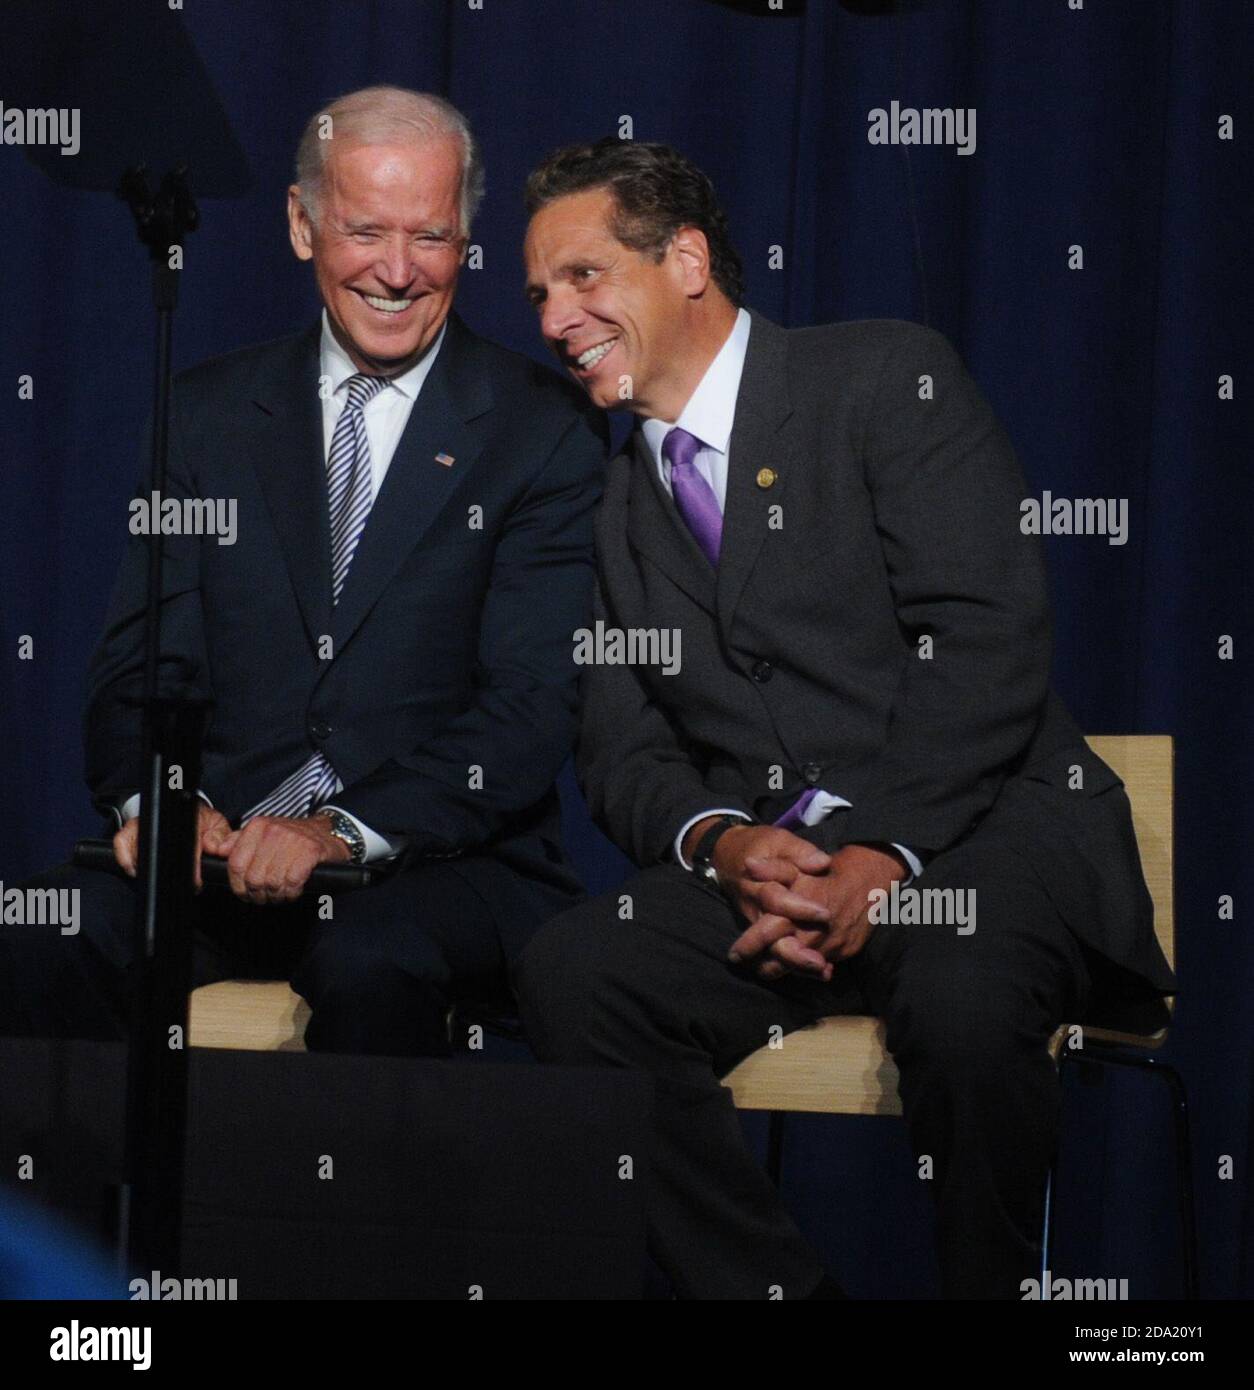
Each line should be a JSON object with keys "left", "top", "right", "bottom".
{"left": 524, "top": 186, "right": 709, "bottom": 420}
{"left": 288, "top": 136, "right": 465, "bottom": 374}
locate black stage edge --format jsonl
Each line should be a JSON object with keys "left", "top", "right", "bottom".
{"left": 0, "top": 1040, "right": 651, "bottom": 1299}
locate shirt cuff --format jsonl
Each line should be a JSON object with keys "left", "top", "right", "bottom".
{"left": 114, "top": 789, "right": 214, "bottom": 830}
{"left": 674, "top": 809, "right": 755, "bottom": 870}
{"left": 890, "top": 842, "right": 924, "bottom": 885}
{"left": 321, "top": 805, "right": 407, "bottom": 863}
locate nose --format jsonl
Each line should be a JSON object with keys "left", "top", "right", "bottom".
{"left": 538, "top": 286, "right": 583, "bottom": 349}
{"left": 376, "top": 234, "right": 415, "bottom": 290}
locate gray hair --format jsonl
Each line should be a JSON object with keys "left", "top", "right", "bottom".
{"left": 293, "top": 85, "right": 484, "bottom": 236}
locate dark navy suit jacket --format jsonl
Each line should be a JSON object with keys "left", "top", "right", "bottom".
{"left": 85, "top": 312, "right": 608, "bottom": 953}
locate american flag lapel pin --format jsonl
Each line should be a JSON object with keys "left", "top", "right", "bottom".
{"left": 434, "top": 452, "right": 455, "bottom": 468}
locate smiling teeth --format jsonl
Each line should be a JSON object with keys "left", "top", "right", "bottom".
{"left": 364, "top": 294, "right": 412, "bottom": 313}
{"left": 576, "top": 340, "right": 615, "bottom": 368}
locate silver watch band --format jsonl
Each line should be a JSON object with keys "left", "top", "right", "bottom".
{"left": 317, "top": 808, "right": 366, "bottom": 865}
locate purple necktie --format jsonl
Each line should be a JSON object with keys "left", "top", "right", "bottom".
{"left": 663, "top": 426, "right": 722, "bottom": 567}
{"left": 774, "top": 786, "right": 820, "bottom": 829}
{"left": 663, "top": 425, "right": 815, "bottom": 827}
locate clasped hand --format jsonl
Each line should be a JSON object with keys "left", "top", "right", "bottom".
{"left": 113, "top": 803, "right": 351, "bottom": 904}
{"left": 707, "top": 824, "right": 908, "bottom": 981}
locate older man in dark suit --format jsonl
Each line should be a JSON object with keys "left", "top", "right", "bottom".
{"left": 0, "top": 87, "right": 606, "bottom": 1055}
{"left": 516, "top": 138, "right": 1175, "bottom": 1299}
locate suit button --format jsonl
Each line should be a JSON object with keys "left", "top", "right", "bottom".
{"left": 803, "top": 762, "right": 822, "bottom": 785}
{"left": 310, "top": 720, "right": 332, "bottom": 741}
{"left": 751, "top": 660, "right": 773, "bottom": 683}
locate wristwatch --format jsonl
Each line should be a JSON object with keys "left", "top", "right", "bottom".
{"left": 690, "top": 815, "right": 750, "bottom": 888}
{"left": 316, "top": 807, "right": 367, "bottom": 865}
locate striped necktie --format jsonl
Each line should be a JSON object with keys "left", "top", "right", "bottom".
{"left": 241, "top": 372, "right": 388, "bottom": 823}
{"left": 328, "top": 372, "right": 388, "bottom": 600}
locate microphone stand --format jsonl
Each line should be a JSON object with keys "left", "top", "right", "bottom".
{"left": 114, "top": 164, "right": 209, "bottom": 1278}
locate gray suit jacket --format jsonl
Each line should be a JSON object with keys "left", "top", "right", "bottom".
{"left": 576, "top": 311, "right": 1175, "bottom": 998}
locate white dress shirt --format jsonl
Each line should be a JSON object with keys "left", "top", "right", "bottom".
{"left": 313, "top": 311, "right": 447, "bottom": 859}
{"left": 642, "top": 308, "right": 923, "bottom": 882}
{"left": 118, "top": 311, "right": 449, "bottom": 864}
{"left": 317, "top": 309, "right": 447, "bottom": 495}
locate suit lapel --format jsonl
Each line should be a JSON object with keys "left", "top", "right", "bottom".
{"left": 331, "top": 313, "right": 493, "bottom": 649}
{"left": 625, "top": 423, "right": 718, "bottom": 615}
{"left": 716, "top": 310, "right": 794, "bottom": 633}
{"left": 248, "top": 321, "right": 333, "bottom": 649}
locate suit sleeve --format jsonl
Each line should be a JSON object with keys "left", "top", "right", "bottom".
{"left": 330, "top": 405, "right": 607, "bottom": 853}
{"left": 838, "top": 325, "right": 1051, "bottom": 855}
{"left": 575, "top": 574, "right": 755, "bottom": 869}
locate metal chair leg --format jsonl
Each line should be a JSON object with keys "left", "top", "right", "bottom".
{"left": 1155, "top": 1059, "right": 1200, "bottom": 1299}
{"left": 1040, "top": 1162, "right": 1057, "bottom": 1284}
{"left": 1064, "top": 1045, "right": 1199, "bottom": 1299}
{"left": 767, "top": 1111, "right": 787, "bottom": 1186}
{"left": 1040, "top": 1046, "right": 1069, "bottom": 1283}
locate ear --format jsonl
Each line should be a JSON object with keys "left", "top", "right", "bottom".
{"left": 670, "top": 226, "right": 712, "bottom": 298}
{"left": 287, "top": 186, "right": 314, "bottom": 262}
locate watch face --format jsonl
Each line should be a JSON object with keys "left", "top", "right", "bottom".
{"left": 325, "top": 813, "right": 363, "bottom": 862}
{"left": 695, "top": 862, "right": 722, "bottom": 895}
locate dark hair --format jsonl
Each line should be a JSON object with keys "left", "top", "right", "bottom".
{"left": 525, "top": 138, "right": 744, "bottom": 305}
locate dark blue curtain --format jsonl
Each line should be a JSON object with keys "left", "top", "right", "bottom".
{"left": 1, "top": 0, "right": 1249, "bottom": 1298}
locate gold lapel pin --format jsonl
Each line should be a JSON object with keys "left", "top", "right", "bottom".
{"left": 435, "top": 452, "right": 455, "bottom": 468}
{"left": 755, "top": 467, "right": 777, "bottom": 489}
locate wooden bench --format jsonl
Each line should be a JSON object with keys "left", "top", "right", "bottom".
{"left": 189, "top": 735, "right": 1172, "bottom": 1067}
{"left": 722, "top": 734, "right": 1175, "bottom": 1113}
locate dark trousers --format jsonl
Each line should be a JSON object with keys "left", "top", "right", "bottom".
{"left": 0, "top": 858, "right": 519, "bottom": 1056}
{"left": 514, "top": 829, "right": 1093, "bottom": 1299}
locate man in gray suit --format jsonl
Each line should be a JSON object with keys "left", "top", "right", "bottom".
{"left": 516, "top": 138, "right": 1175, "bottom": 1299}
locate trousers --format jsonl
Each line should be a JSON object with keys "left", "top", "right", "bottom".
{"left": 515, "top": 827, "right": 1092, "bottom": 1299}
{"left": 0, "top": 857, "right": 519, "bottom": 1056}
